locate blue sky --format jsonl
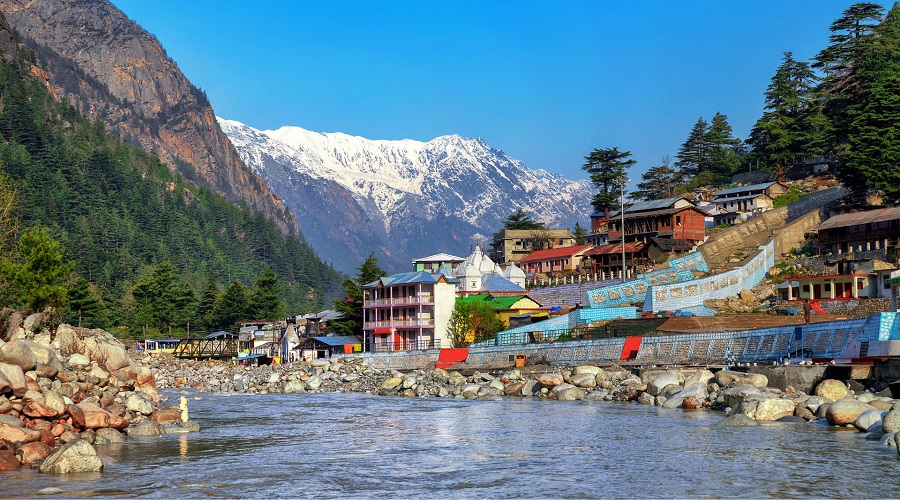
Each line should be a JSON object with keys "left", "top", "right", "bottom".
{"left": 112, "top": 1, "right": 881, "bottom": 184}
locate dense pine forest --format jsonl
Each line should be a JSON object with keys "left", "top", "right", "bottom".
{"left": 0, "top": 54, "right": 342, "bottom": 338}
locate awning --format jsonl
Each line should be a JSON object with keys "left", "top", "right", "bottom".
{"left": 373, "top": 328, "right": 392, "bottom": 335}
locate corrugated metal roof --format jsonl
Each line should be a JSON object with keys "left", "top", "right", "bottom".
{"left": 364, "top": 271, "right": 457, "bottom": 288}
{"left": 714, "top": 182, "right": 777, "bottom": 196}
{"left": 712, "top": 193, "right": 773, "bottom": 202}
{"left": 584, "top": 242, "right": 645, "bottom": 255}
{"left": 625, "top": 197, "right": 685, "bottom": 213}
{"left": 648, "top": 237, "right": 694, "bottom": 252}
{"left": 815, "top": 207, "right": 900, "bottom": 231}
{"left": 518, "top": 245, "right": 593, "bottom": 263}
{"left": 412, "top": 253, "right": 465, "bottom": 263}
{"left": 311, "top": 335, "right": 362, "bottom": 347}
{"left": 480, "top": 273, "right": 526, "bottom": 292}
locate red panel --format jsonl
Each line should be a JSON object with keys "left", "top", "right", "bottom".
{"left": 436, "top": 348, "right": 468, "bottom": 369}
{"left": 620, "top": 336, "right": 642, "bottom": 360}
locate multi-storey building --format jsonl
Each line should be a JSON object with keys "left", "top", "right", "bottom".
{"left": 596, "top": 197, "right": 707, "bottom": 244}
{"left": 362, "top": 271, "right": 458, "bottom": 351}
{"left": 488, "top": 229, "right": 576, "bottom": 264}
{"left": 815, "top": 207, "right": 900, "bottom": 256}
{"left": 517, "top": 245, "right": 593, "bottom": 274}
{"left": 412, "top": 253, "right": 465, "bottom": 273}
{"left": 711, "top": 181, "right": 788, "bottom": 224}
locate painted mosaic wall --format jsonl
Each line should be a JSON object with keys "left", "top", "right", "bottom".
{"left": 645, "top": 241, "right": 775, "bottom": 312}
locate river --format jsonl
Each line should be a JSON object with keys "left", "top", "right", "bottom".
{"left": 1, "top": 390, "right": 898, "bottom": 498}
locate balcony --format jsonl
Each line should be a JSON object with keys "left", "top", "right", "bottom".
{"left": 368, "top": 339, "right": 441, "bottom": 352}
{"left": 363, "top": 294, "right": 435, "bottom": 307}
{"left": 364, "top": 318, "right": 436, "bottom": 329}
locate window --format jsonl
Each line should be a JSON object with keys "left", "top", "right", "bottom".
{"left": 676, "top": 215, "right": 682, "bottom": 226}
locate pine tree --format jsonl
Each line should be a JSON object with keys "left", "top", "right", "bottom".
{"left": 581, "top": 147, "right": 635, "bottom": 215}
{"left": 674, "top": 118, "right": 710, "bottom": 179}
{"left": 813, "top": 2, "right": 884, "bottom": 156}
{"left": 633, "top": 156, "right": 678, "bottom": 201}
{"left": 249, "top": 267, "right": 286, "bottom": 320}
{"left": 330, "top": 253, "right": 386, "bottom": 336}
{"left": 572, "top": 222, "right": 587, "bottom": 244}
{"left": 706, "top": 112, "right": 742, "bottom": 181}
{"left": 748, "top": 52, "right": 818, "bottom": 177}
{"left": 502, "top": 208, "right": 545, "bottom": 230}
{"left": 64, "top": 274, "right": 106, "bottom": 328}
{"left": 0, "top": 222, "right": 74, "bottom": 313}
{"left": 195, "top": 275, "right": 219, "bottom": 333}
{"left": 844, "top": 3, "right": 900, "bottom": 203}
{"left": 214, "top": 280, "right": 250, "bottom": 329}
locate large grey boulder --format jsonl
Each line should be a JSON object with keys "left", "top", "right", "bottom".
{"left": 662, "top": 383, "right": 708, "bottom": 409}
{"left": 573, "top": 365, "right": 603, "bottom": 376}
{"left": 684, "top": 369, "right": 715, "bottom": 387}
{"left": 40, "top": 439, "right": 103, "bottom": 474}
{"left": 882, "top": 408, "right": 900, "bottom": 434}
{"left": 0, "top": 362, "right": 27, "bottom": 397}
{"left": 648, "top": 372, "right": 681, "bottom": 396}
{"left": 0, "top": 340, "right": 37, "bottom": 372}
{"left": 734, "top": 393, "right": 796, "bottom": 421}
{"left": 126, "top": 420, "right": 166, "bottom": 437}
{"left": 569, "top": 373, "right": 597, "bottom": 389}
{"left": 125, "top": 393, "right": 153, "bottom": 416}
{"left": 853, "top": 409, "right": 886, "bottom": 432}
{"left": 722, "top": 385, "right": 761, "bottom": 408}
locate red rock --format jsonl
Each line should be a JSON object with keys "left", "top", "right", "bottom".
{"left": 106, "top": 403, "right": 126, "bottom": 417}
{"left": 39, "top": 430, "right": 55, "bottom": 446}
{"left": 27, "top": 419, "right": 52, "bottom": 432}
{"left": 16, "top": 441, "right": 51, "bottom": 466}
{"left": 108, "top": 414, "right": 129, "bottom": 430}
{"left": 189, "top": 381, "right": 204, "bottom": 389}
{"left": 0, "top": 422, "right": 41, "bottom": 443}
{"left": 24, "top": 376, "right": 40, "bottom": 392}
{"left": 51, "top": 423, "right": 66, "bottom": 437}
{"left": 24, "top": 401, "right": 61, "bottom": 419}
{"left": 99, "top": 392, "right": 114, "bottom": 408}
{"left": 151, "top": 408, "right": 182, "bottom": 423}
{"left": 682, "top": 397, "right": 700, "bottom": 409}
{"left": 0, "top": 449, "right": 20, "bottom": 470}
{"left": 82, "top": 409, "right": 110, "bottom": 429}
{"left": 66, "top": 404, "right": 85, "bottom": 429}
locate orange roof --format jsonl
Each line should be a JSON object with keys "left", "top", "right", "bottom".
{"left": 584, "top": 242, "right": 646, "bottom": 255}
{"left": 518, "top": 245, "right": 593, "bottom": 263}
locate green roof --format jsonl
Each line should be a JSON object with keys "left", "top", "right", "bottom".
{"left": 457, "top": 294, "right": 527, "bottom": 309}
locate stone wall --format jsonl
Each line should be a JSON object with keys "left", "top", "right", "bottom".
{"left": 772, "top": 298, "right": 892, "bottom": 319}
{"left": 699, "top": 207, "right": 788, "bottom": 271}
{"left": 772, "top": 208, "right": 820, "bottom": 260}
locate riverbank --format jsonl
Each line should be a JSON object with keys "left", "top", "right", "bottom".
{"left": 0, "top": 313, "right": 199, "bottom": 474}
{"left": 148, "top": 352, "right": 900, "bottom": 456}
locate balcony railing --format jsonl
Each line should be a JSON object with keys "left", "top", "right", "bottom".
{"left": 364, "top": 319, "right": 436, "bottom": 329}
{"left": 364, "top": 295, "right": 435, "bottom": 307}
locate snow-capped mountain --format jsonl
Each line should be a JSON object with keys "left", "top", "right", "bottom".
{"left": 220, "top": 118, "right": 593, "bottom": 273}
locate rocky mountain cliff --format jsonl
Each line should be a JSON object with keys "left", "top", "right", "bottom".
{"left": 0, "top": 0, "right": 297, "bottom": 234}
{"left": 221, "top": 119, "right": 593, "bottom": 273}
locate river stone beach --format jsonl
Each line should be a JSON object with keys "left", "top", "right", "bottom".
{"left": 0, "top": 311, "right": 199, "bottom": 474}
{"left": 147, "top": 351, "right": 900, "bottom": 458}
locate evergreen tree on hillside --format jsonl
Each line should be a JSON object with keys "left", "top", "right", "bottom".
{"left": 844, "top": 3, "right": 900, "bottom": 203}
{"left": 215, "top": 280, "right": 250, "bottom": 329}
{"left": 748, "top": 52, "right": 818, "bottom": 177}
{"left": 572, "top": 222, "right": 587, "bottom": 244}
{"left": 706, "top": 112, "right": 742, "bottom": 181}
{"left": 194, "top": 275, "right": 220, "bottom": 333}
{"left": 0, "top": 223, "right": 73, "bottom": 314}
{"left": 330, "top": 253, "right": 386, "bottom": 337}
{"left": 674, "top": 118, "right": 710, "bottom": 180}
{"left": 581, "top": 147, "right": 635, "bottom": 215}
{"left": 131, "top": 261, "right": 196, "bottom": 335}
{"left": 502, "top": 208, "right": 545, "bottom": 230}
{"left": 249, "top": 267, "right": 286, "bottom": 320}
{"left": 64, "top": 274, "right": 106, "bottom": 328}
{"left": 813, "top": 2, "right": 884, "bottom": 157}
{"left": 634, "top": 156, "right": 678, "bottom": 201}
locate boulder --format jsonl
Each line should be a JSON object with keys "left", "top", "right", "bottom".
{"left": 637, "top": 392, "right": 655, "bottom": 405}
{"left": 555, "top": 386, "right": 586, "bottom": 401}
{"left": 715, "top": 370, "right": 768, "bottom": 388}
{"left": 880, "top": 432, "right": 897, "bottom": 448}
{"left": 0, "top": 362, "right": 27, "bottom": 397}
{"left": 537, "top": 373, "right": 565, "bottom": 388}
{"left": 715, "top": 414, "right": 760, "bottom": 427}
{"left": 0, "top": 447, "right": 19, "bottom": 471}
{"left": 825, "top": 398, "right": 876, "bottom": 426}
{"left": 815, "top": 379, "right": 849, "bottom": 402}
{"left": 16, "top": 441, "right": 52, "bottom": 465}
{"left": 22, "top": 340, "right": 63, "bottom": 378}
{"left": 722, "top": 386, "right": 761, "bottom": 408}
{"left": 40, "top": 439, "right": 103, "bottom": 474}
{"left": 0, "top": 340, "right": 37, "bottom": 372}
{"left": 568, "top": 373, "right": 597, "bottom": 389}
{"left": 869, "top": 400, "right": 893, "bottom": 411}
{"left": 684, "top": 369, "right": 715, "bottom": 387}
{"left": 882, "top": 409, "right": 900, "bottom": 434}
{"left": 734, "top": 393, "right": 796, "bottom": 421}
{"left": 648, "top": 372, "right": 680, "bottom": 396}
{"left": 282, "top": 380, "right": 305, "bottom": 394}
{"left": 126, "top": 420, "right": 165, "bottom": 436}
{"left": 0, "top": 422, "right": 41, "bottom": 443}
{"left": 125, "top": 394, "right": 153, "bottom": 416}
{"left": 682, "top": 397, "right": 700, "bottom": 409}
{"left": 67, "top": 353, "right": 90, "bottom": 367}
{"left": 662, "top": 383, "right": 708, "bottom": 409}
{"left": 94, "top": 427, "right": 125, "bottom": 443}
{"left": 853, "top": 409, "right": 886, "bottom": 432}
{"left": 379, "top": 377, "right": 402, "bottom": 391}
{"left": 460, "top": 383, "right": 481, "bottom": 399}
{"left": 572, "top": 365, "right": 603, "bottom": 376}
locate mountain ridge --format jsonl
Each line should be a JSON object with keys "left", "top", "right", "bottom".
{"left": 221, "top": 118, "right": 593, "bottom": 273}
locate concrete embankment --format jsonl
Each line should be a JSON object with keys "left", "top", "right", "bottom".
{"left": 0, "top": 313, "right": 198, "bottom": 474}
{"left": 150, "top": 354, "right": 900, "bottom": 457}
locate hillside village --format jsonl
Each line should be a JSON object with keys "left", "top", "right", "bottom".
{"left": 219, "top": 167, "right": 899, "bottom": 365}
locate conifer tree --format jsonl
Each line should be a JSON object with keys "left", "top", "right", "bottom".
{"left": 634, "top": 156, "right": 678, "bottom": 201}
{"left": 215, "top": 280, "right": 250, "bottom": 329}
{"left": 502, "top": 208, "right": 545, "bottom": 230}
{"left": 748, "top": 52, "right": 818, "bottom": 177}
{"left": 249, "top": 267, "right": 286, "bottom": 320}
{"left": 572, "top": 222, "right": 587, "bottom": 244}
{"left": 581, "top": 147, "right": 635, "bottom": 215}
{"left": 0, "top": 223, "right": 74, "bottom": 313}
{"left": 674, "top": 118, "right": 710, "bottom": 180}
{"left": 330, "top": 253, "right": 386, "bottom": 337}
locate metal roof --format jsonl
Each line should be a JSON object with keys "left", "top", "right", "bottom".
{"left": 815, "top": 207, "right": 900, "bottom": 231}
{"left": 480, "top": 273, "right": 526, "bottom": 292}
{"left": 518, "top": 245, "right": 593, "bottom": 263}
{"left": 713, "top": 182, "right": 778, "bottom": 196}
{"left": 712, "top": 193, "right": 773, "bottom": 202}
{"left": 412, "top": 253, "right": 465, "bottom": 263}
{"left": 584, "top": 242, "right": 646, "bottom": 255}
{"left": 364, "top": 271, "right": 458, "bottom": 288}
{"left": 309, "top": 335, "right": 362, "bottom": 347}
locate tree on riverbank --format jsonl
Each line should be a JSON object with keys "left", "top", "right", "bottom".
{"left": 447, "top": 298, "right": 504, "bottom": 347}
{"left": 330, "top": 253, "right": 386, "bottom": 337}
{"left": 0, "top": 222, "right": 73, "bottom": 313}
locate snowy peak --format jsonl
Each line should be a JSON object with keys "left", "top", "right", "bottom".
{"left": 220, "top": 117, "right": 593, "bottom": 273}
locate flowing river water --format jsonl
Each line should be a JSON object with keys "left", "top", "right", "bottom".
{"left": 1, "top": 389, "right": 898, "bottom": 498}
